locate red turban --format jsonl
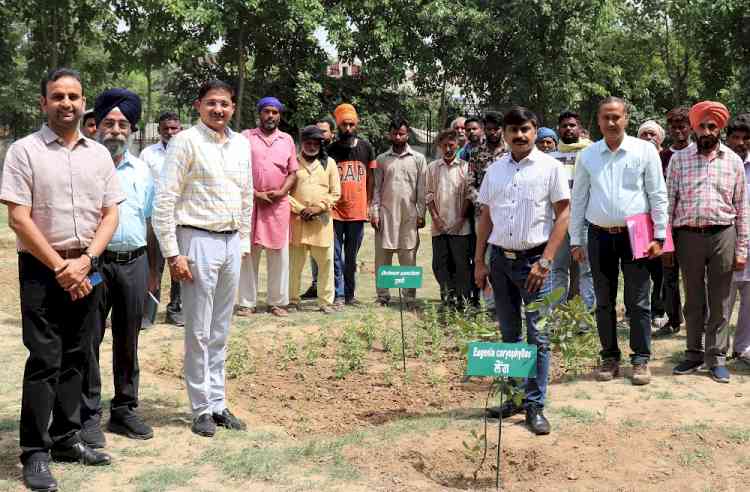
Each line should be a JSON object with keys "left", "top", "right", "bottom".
{"left": 688, "top": 101, "right": 730, "bottom": 130}
{"left": 334, "top": 103, "right": 358, "bottom": 126}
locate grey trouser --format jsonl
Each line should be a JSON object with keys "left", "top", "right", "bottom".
{"left": 675, "top": 227, "right": 735, "bottom": 367}
{"left": 375, "top": 230, "right": 418, "bottom": 301}
{"left": 178, "top": 227, "right": 240, "bottom": 418}
{"left": 729, "top": 281, "right": 750, "bottom": 356}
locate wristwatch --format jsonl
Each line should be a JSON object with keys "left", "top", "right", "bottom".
{"left": 83, "top": 251, "right": 99, "bottom": 270}
{"left": 538, "top": 257, "right": 552, "bottom": 271}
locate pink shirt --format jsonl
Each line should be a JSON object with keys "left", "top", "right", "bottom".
{"left": 242, "top": 128, "right": 298, "bottom": 249}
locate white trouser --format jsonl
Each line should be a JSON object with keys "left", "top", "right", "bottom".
{"left": 238, "top": 243, "right": 289, "bottom": 308}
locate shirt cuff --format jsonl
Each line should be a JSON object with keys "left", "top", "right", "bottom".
{"left": 161, "top": 240, "right": 180, "bottom": 259}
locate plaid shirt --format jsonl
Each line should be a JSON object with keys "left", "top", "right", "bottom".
{"left": 152, "top": 121, "right": 253, "bottom": 258}
{"left": 667, "top": 142, "right": 748, "bottom": 258}
{"left": 463, "top": 142, "right": 506, "bottom": 217}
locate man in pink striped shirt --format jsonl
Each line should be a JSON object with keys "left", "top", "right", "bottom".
{"left": 237, "top": 97, "right": 298, "bottom": 317}
{"left": 667, "top": 101, "right": 748, "bottom": 383}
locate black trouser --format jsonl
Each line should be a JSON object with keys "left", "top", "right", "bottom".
{"left": 588, "top": 227, "right": 652, "bottom": 364}
{"left": 19, "top": 253, "right": 101, "bottom": 463}
{"left": 81, "top": 252, "right": 147, "bottom": 425}
{"left": 431, "top": 234, "right": 473, "bottom": 306}
{"left": 662, "top": 259, "right": 684, "bottom": 328}
{"left": 647, "top": 257, "right": 665, "bottom": 318}
{"left": 146, "top": 220, "right": 181, "bottom": 316}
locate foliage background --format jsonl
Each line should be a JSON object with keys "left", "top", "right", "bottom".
{"left": 1, "top": 0, "right": 748, "bottom": 150}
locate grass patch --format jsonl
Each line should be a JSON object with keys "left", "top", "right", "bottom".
{"left": 724, "top": 427, "right": 750, "bottom": 444}
{"left": 131, "top": 466, "right": 195, "bottom": 492}
{"left": 676, "top": 421, "right": 711, "bottom": 435}
{"left": 653, "top": 390, "right": 674, "bottom": 400}
{"left": 0, "top": 418, "right": 17, "bottom": 432}
{"left": 553, "top": 405, "right": 601, "bottom": 424}
{"left": 619, "top": 418, "right": 644, "bottom": 430}
{"left": 573, "top": 389, "right": 592, "bottom": 400}
{"left": 677, "top": 447, "right": 713, "bottom": 467}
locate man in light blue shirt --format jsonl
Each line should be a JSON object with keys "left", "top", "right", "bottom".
{"left": 80, "top": 89, "right": 155, "bottom": 450}
{"left": 569, "top": 96, "right": 668, "bottom": 386}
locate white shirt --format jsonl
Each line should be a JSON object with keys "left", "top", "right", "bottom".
{"left": 478, "top": 148, "right": 570, "bottom": 250}
{"left": 139, "top": 141, "right": 168, "bottom": 178}
{"left": 736, "top": 153, "right": 750, "bottom": 282}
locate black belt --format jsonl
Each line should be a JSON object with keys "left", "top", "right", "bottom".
{"left": 674, "top": 225, "right": 731, "bottom": 235}
{"left": 590, "top": 223, "right": 628, "bottom": 234}
{"left": 103, "top": 247, "right": 146, "bottom": 263}
{"left": 180, "top": 225, "right": 238, "bottom": 235}
{"left": 496, "top": 242, "right": 547, "bottom": 260}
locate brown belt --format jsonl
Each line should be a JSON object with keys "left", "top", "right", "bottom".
{"left": 674, "top": 225, "right": 730, "bottom": 234}
{"left": 590, "top": 224, "right": 628, "bottom": 234}
{"left": 55, "top": 248, "right": 86, "bottom": 259}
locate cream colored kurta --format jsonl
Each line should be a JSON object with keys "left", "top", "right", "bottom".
{"left": 289, "top": 155, "right": 341, "bottom": 247}
{"left": 372, "top": 145, "right": 427, "bottom": 250}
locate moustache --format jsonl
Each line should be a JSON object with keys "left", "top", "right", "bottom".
{"left": 512, "top": 139, "right": 528, "bottom": 145}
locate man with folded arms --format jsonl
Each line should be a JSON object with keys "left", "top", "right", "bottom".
{"left": 475, "top": 107, "right": 570, "bottom": 435}
{"left": 153, "top": 80, "right": 252, "bottom": 436}
{"left": 669, "top": 102, "right": 748, "bottom": 383}
{"left": 1, "top": 68, "right": 120, "bottom": 491}
{"left": 570, "top": 97, "right": 668, "bottom": 386}
{"left": 79, "top": 89, "right": 155, "bottom": 450}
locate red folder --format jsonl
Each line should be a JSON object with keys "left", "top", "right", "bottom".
{"left": 624, "top": 213, "right": 674, "bottom": 259}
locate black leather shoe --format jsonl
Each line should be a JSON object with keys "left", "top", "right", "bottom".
{"left": 108, "top": 412, "right": 154, "bottom": 440}
{"left": 79, "top": 420, "right": 106, "bottom": 449}
{"left": 51, "top": 442, "right": 111, "bottom": 466}
{"left": 23, "top": 457, "right": 58, "bottom": 491}
{"left": 165, "top": 310, "right": 184, "bottom": 327}
{"left": 192, "top": 414, "right": 216, "bottom": 437}
{"left": 212, "top": 408, "right": 247, "bottom": 431}
{"left": 486, "top": 401, "right": 524, "bottom": 419}
{"left": 525, "top": 405, "right": 551, "bottom": 435}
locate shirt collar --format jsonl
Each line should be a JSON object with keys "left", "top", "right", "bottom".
{"left": 387, "top": 144, "right": 413, "bottom": 157}
{"left": 690, "top": 142, "right": 729, "bottom": 160}
{"left": 41, "top": 124, "right": 87, "bottom": 147}
{"left": 197, "top": 120, "right": 234, "bottom": 143}
{"left": 509, "top": 147, "right": 541, "bottom": 166}
{"left": 599, "top": 134, "right": 636, "bottom": 154}
{"left": 249, "top": 127, "right": 282, "bottom": 143}
{"left": 116, "top": 151, "right": 136, "bottom": 170}
{"left": 299, "top": 154, "right": 321, "bottom": 172}
{"left": 441, "top": 156, "right": 460, "bottom": 167}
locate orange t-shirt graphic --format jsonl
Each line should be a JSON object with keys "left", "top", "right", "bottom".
{"left": 329, "top": 139, "right": 377, "bottom": 221}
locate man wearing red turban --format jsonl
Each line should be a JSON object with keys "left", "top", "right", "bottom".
{"left": 667, "top": 101, "right": 748, "bottom": 383}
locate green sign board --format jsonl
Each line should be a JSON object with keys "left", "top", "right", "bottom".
{"left": 376, "top": 266, "right": 423, "bottom": 289}
{"left": 465, "top": 342, "right": 537, "bottom": 378}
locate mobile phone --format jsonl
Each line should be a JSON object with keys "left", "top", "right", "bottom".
{"left": 89, "top": 272, "right": 103, "bottom": 287}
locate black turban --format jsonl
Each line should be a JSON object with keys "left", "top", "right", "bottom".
{"left": 94, "top": 88, "right": 142, "bottom": 130}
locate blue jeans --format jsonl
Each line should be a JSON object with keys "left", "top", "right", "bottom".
{"left": 490, "top": 245, "right": 551, "bottom": 408}
{"left": 552, "top": 231, "right": 595, "bottom": 310}
{"left": 333, "top": 220, "right": 365, "bottom": 300}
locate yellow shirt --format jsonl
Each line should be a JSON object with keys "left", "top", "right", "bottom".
{"left": 289, "top": 155, "right": 341, "bottom": 247}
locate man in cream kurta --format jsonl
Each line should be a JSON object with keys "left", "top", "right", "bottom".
{"left": 288, "top": 126, "right": 341, "bottom": 313}
{"left": 371, "top": 118, "right": 427, "bottom": 306}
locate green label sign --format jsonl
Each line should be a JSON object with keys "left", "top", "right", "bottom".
{"left": 376, "top": 266, "right": 423, "bottom": 289}
{"left": 465, "top": 342, "right": 537, "bottom": 378}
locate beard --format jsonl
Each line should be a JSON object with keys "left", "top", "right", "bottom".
{"left": 560, "top": 134, "right": 579, "bottom": 144}
{"left": 338, "top": 131, "right": 354, "bottom": 143}
{"left": 697, "top": 134, "right": 719, "bottom": 153}
{"left": 261, "top": 119, "right": 278, "bottom": 131}
{"left": 98, "top": 134, "right": 130, "bottom": 158}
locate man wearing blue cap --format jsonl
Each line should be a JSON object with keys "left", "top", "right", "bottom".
{"left": 237, "top": 97, "right": 298, "bottom": 317}
{"left": 80, "top": 88, "right": 155, "bottom": 449}
{"left": 536, "top": 127, "right": 558, "bottom": 153}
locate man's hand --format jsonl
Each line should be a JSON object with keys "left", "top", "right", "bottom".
{"left": 646, "top": 240, "right": 663, "bottom": 259}
{"left": 168, "top": 255, "right": 193, "bottom": 282}
{"left": 301, "top": 205, "right": 324, "bottom": 220}
{"left": 255, "top": 191, "right": 273, "bottom": 204}
{"left": 734, "top": 255, "right": 747, "bottom": 272}
{"left": 68, "top": 277, "right": 93, "bottom": 301}
{"left": 370, "top": 215, "right": 380, "bottom": 230}
{"left": 474, "top": 261, "right": 490, "bottom": 290}
{"left": 266, "top": 190, "right": 284, "bottom": 201}
{"left": 55, "top": 256, "right": 91, "bottom": 290}
{"left": 662, "top": 252, "right": 674, "bottom": 267}
{"left": 432, "top": 215, "right": 447, "bottom": 233}
{"left": 524, "top": 262, "right": 549, "bottom": 293}
{"left": 417, "top": 217, "right": 426, "bottom": 229}
{"left": 571, "top": 246, "right": 586, "bottom": 263}
{"left": 447, "top": 218, "right": 466, "bottom": 235}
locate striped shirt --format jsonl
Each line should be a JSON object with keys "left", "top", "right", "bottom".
{"left": 152, "top": 121, "right": 253, "bottom": 258}
{"left": 667, "top": 142, "right": 748, "bottom": 258}
{"left": 478, "top": 148, "right": 570, "bottom": 250}
{"left": 425, "top": 157, "right": 471, "bottom": 237}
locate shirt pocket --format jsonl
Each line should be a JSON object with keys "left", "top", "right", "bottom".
{"left": 622, "top": 166, "right": 642, "bottom": 190}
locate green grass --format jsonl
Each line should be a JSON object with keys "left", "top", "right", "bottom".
{"left": 724, "top": 427, "right": 750, "bottom": 444}
{"left": 677, "top": 447, "right": 713, "bottom": 467}
{"left": 552, "top": 405, "right": 601, "bottom": 424}
{"left": 131, "top": 466, "right": 196, "bottom": 492}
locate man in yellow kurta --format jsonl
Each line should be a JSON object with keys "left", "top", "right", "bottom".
{"left": 289, "top": 125, "right": 342, "bottom": 313}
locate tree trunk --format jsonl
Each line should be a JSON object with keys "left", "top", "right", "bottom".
{"left": 234, "top": 23, "right": 246, "bottom": 130}
{"left": 145, "top": 65, "right": 152, "bottom": 126}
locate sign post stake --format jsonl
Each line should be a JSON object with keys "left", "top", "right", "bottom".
{"left": 398, "top": 288, "right": 406, "bottom": 372}
{"left": 496, "top": 388, "right": 503, "bottom": 490}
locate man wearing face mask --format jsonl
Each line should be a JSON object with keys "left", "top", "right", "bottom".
{"left": 80, "top": 88, "right": 155, "bottom": 450}
{"left": 288, "top": 125, "right": 341, "bottom": 313}
{"left": 237, "top": 97, "right": 298, "bottom": 317}
{"left": 328, "top": 103, "right": 377, "bottom": 307}
{"left": 669, "top": 102, "right": 748, "bottom": 383}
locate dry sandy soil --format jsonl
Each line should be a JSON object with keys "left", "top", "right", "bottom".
{"left": 0, "top": 219, "right": 748, "bottom": 491}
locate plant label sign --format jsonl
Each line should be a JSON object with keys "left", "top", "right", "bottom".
{"left": 376, "top": 266, "right": 423, "bottom": 289}
{"left": 465, "top": 342, "right": 537, "bottom": 378}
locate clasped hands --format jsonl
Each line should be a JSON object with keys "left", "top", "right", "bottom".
{"left": 55, "top": 256, "right": 93, "bottom": 301}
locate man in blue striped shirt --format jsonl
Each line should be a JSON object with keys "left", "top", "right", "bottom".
{"left": 80, "top": 89, "right": 155, "bottom": 450}
{"left": 569, "top": 97, "right": 668, "bottom": 386}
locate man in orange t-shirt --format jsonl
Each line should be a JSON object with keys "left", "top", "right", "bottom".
{"left": 328, "top": 104, "right": 377, "bottom": 306}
